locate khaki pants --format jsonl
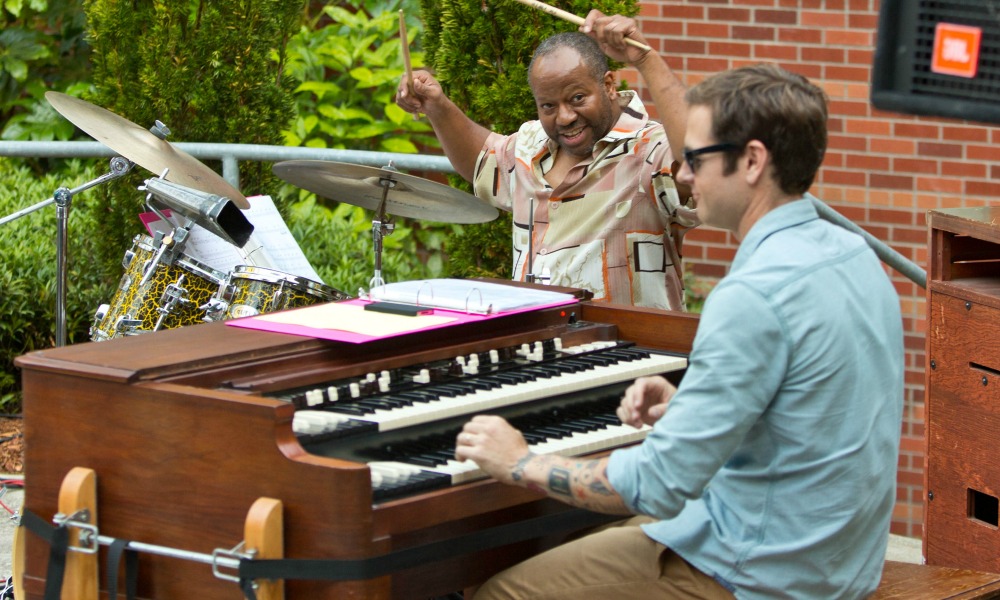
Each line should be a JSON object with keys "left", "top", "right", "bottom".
{"left": 472, "top": 516, "right": 735, "bottom": 600}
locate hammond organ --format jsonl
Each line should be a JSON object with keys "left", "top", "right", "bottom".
{"left": 15, "top": 299, "right": 697, "bottom": 599}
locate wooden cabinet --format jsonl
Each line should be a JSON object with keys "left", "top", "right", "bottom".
{"left": 925, "top": 208, "right": 1000, "bottom": 571}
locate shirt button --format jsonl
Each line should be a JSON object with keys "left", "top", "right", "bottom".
{"left": 550, "top": 203, "right": 559, "bottom": 211}
{"left": 539, "top": 248, "right": 548, "bottom": 255}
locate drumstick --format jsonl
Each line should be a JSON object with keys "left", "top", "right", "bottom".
{"left": 399, "top": 10, "right": 418, "bottom": 119}
{"left": 510, "top": 0, "right": 652, "bottom": 52}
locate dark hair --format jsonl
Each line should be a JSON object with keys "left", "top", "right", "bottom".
{"left": 529, "top": 31, "right": 609, "bottom": 86}
{"left": 685, "top": 63, "right": 828, "bottom": 195}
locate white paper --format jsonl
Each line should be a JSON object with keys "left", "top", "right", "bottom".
{"left": 368, "top": 278, "right": 576, "bottom": 314}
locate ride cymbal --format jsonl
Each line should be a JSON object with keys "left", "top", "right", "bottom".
{"left": 46, "top": 91, "right": 249, "bottom": 209}
{"left": 272, "top": 160, "right": 498, "bottom": 224}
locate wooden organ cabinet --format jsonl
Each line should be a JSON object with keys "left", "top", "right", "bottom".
{"left": 14, "top": 297, "right": 697, "bottom": 599}
{"left": 926, "top": 208, "right": 1000, "bottom": 572}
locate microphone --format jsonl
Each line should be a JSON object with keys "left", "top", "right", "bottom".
{"left": 140, "top": 176, "right": 254, "bottom": 248}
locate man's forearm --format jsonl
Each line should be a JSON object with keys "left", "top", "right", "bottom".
{"left": 633, "top": 53, "right": 688, "bottom": 163}
{"left": 423, "top": 98, "right": 492, "bottom": 183}
{"left": 513, "top": 453, "right": 632, "bottom": 515}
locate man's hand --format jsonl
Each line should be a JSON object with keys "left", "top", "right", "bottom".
{"left": 455, "top": 415, "right": 531, "bottom": 486}
{"left": 618, "top": 375, "right": 676, "bottom": 428}
{"left": 581, "top": 11, "right": 652, "bottom": 67}
{"left": 395, "top": 69, "right": 444, "bottom": 116}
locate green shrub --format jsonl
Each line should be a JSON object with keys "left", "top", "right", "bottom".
{"left": 0, "top": 159, "right": 106, "bottom": 411}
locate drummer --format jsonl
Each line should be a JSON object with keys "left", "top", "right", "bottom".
{"left": 396, "top": 10, "right": 695, "bottom": 310}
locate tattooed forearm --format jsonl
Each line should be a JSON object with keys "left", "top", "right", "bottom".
{"left": 511, "top": 452, "right": 534, "bottom": 483}
{"left": 549, "top": 467, "right": 572, "bottom": 496}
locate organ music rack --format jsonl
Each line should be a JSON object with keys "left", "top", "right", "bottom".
{"left": 14, "top": 296, "right": 698, "bottom": 599}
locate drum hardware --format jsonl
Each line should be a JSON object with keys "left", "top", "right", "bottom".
{"left": 154, "top": 274, "right": 193, "bottom": 331}
{"left": 201, "top": 265, "right": 350, "bottom": 322}
{"left": 272, "top": 159, "right": 498, "bottom": 294}
{"left": 0, "top": 156, "right": 134, "bottom": 346}
{"left": 140, "top": 175, "right": 254, "bottom": 248}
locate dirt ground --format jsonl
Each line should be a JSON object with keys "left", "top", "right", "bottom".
{"left": 0, "top": 418, "right": 23, "bottom": 475}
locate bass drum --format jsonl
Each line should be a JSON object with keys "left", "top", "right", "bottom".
{"left": 204, "top": 265, "right": 350, "bottom": 321}
{"left": 91, "top": 234, "right": 227, "bottom": 341}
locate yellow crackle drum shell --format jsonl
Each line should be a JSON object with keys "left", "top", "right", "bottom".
{"left": 221, "top": 265, "right": 350, "bottom": 319}
{"left": 91, "top": 234, "right": 227, "bottom": 341}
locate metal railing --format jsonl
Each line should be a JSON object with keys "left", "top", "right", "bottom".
{"left": 0, "top": 140, "right": 927, "bottom": 290}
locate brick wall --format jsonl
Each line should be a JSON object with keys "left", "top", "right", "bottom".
{"left": 622, "top": 0, "right": 1000, "bottom": 539}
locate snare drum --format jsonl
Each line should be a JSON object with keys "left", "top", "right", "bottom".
{"left": 91, "top": 234, "right": 227, "bottom": 341}
{"left": 204, "top": 265, "right": 349, "bottom": 321}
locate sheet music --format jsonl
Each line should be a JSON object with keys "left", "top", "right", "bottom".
{"left": 140, "top": 195, "right": 324, "bottom": 283}
{"left": 368, "top": 278, "right": 576, "bottom": 314}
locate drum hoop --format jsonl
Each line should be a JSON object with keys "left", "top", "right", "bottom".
{"left": 230, "top": 265, "right": 339, "bottom": 298}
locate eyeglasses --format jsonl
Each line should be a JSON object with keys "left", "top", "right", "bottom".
{"left": 683, "top": 143, "right": 742, "bottom": 173}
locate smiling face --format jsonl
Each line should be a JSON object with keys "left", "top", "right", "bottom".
{"left": 528, "top": 46, "right": 620, "bottom": 160}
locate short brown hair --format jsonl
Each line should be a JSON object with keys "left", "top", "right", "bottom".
{"left": 686, "top": 63, "right": 828, "bottom": 195}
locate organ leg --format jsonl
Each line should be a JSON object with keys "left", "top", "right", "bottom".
{"left": 58, "top": 466, "right": 98, "bottom": 600}
{"left": 245, "top": 497, "right": 284, "bottom": 600}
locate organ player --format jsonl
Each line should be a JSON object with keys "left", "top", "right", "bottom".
{"left": 396, "top": 11, "right": 695, "bottom": 310}
{"left": 455, "top": 54, "right": 905, "bottom": 600}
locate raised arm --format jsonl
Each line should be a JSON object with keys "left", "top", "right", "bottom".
{"left": 455, "top": 415, "right": 632, "bottom": 515}
{"left": 396, "top": 70, "right": 492, "bottom": 182}
{"left": 581, "top": 12, "right": 687, "bottom": 163}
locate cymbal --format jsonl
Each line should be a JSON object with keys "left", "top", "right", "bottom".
{"left": 272, "top": 160, "right": 498, "bottom": 224}
{"left": 45, "top": 92, "right": 249, "bottom": 209}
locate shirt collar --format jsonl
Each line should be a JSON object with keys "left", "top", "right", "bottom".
{"left": 732, "top": 198, "right": 816, "bottom": 270}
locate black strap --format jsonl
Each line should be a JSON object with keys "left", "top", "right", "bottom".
{"left": 239, "top": 508, "right": 613, "bottom": 582}
{"left": 19, "top": 510, "right": 70, "bottom": 600}
{"left": 106, "top": 537, "right": 138, "bottom": 600}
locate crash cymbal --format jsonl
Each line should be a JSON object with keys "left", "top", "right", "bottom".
{"left": 272, "top": 160, "right": 498, "bottom": 224}
{"left": 45, "top": 91, "right": 249, "bottom": 209}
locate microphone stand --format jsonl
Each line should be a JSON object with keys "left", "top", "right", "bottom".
{"left": 0, "top": 156, "right": 134, "bottom": 346}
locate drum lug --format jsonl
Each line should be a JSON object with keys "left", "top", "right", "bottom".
{"left": 154, "top": 276, "right": 191, "bottom": 331}
{"left": 121, "top": 249, "right": 135, "bottom": 270}
{"left": 114, "top": 316, "right": 143, "bottom": 336}
{"left": 201, "top": 298, "right": 229, "bottom": 322}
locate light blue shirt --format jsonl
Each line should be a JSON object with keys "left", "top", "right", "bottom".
{"left": 608, "top": 199, "right": 904, "bottom": 599}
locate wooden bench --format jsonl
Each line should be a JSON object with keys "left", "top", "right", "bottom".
{"left": 873, "top": 561, "right": 1000, "bottom": 599}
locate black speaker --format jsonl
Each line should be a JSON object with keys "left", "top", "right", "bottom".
{"left": 871, "top": 0, "right": 1000, "bottom": 124}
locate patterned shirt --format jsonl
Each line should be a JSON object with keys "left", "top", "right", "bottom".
{"left": 472, "top": 91, "right": 697, "bottom": 310}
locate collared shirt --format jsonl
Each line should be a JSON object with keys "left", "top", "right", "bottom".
{"left": 473, "top": 91, "right": 697, "bottom": 310}
{"left": 608, "top": 199, "right": 904, "bottom": 599}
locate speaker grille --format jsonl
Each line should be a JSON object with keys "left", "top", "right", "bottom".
{"left": 910, "top": 1, "right": 1000, "bottom": 102}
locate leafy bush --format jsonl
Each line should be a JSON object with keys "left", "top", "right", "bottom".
{"left": 0, "top": 159, "right": 106, "bottom": 411}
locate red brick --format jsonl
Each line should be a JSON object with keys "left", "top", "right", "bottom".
{"left": 708, "top": 41, "right": 752, "bottom": 57}
{"left": 942, "top": 160, "right": 986, "bottom": 179}
{"left": 848, "top": 48, "right": 873, "bottom": 66}
{"left": 686, "top": 57, "right": 730, "bottom": 72}
{"left": 732, "top": 25, "right": 774, "bottom": 41}
{"left": 822, "top": 169, "right": 867, "bottom": 186}
{"left": 966, "top": 180, "right": 1000, "bottom": 199}
{"left": 846, "top": 153, "right": 890, "bottom": 170}
{"left": 871, "top": 207, "right": 913, "bottom": 225}
{"left": 895, "top": 122, "right": 941, "bottom": 139}
{"left": 828, "top": 134, "right": 867, "bottom": 151}
{"left": 803, "top": 47, "right": 845, "bottom": 63}
{"left": 755, "top": 45, "right": 797, "bottom": 60}
{"left": 778, "top": 27, "right": 822, "bottom": 44}
{"left": 688, "top": 22, "right": 730, "bottom": 38}
{"left": 917, "top": 141, "right": 964, "bottom": 159}
{"left": 825, "top": 65, "right": 872, "bottom": 82}
{"left": 968, "top": 144, "right": 1000, "bottom": 161}
{"left": 848, "top": 13, "right": 879, "bottom": 30}
{"left": 894, "top": 157, "right": 933, "bottom": 175}
{"left": 846, "top": 118, "right": 891, "bottom": 135}
{"left": 707, "top": 7, "right": 750, "bottom": 21}
{"left": 825, "top": 29, "right": 872, "bottom": 46}
{"left": 916, "top": 177, "right": 962, "bottom": 194}
{"left": 801, "top": 11, "right": 845, "bottom": 27}
{"left": 756, "top": 9, "right": 798, "bottom": 24}
{"left": 870, "top": 173, "right": 914, "bottom": 190}
{"left": 942, "top": 125, "right": 989, "bottom": 143}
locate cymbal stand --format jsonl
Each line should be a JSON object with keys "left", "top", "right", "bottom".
{"left": 0, "top": 156, "right": 133, "bottom": 346}
{"left": 368, "top": 171, "right": 397, "bottom": 290}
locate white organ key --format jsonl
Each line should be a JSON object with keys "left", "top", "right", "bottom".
{"left": 305, "top": 389, "right": 324, "bottom": 407}
{"left": 370, "top": 424, "right": 652, "bottom": 490}
{"left": 351, "top": 352, "right": 686, "bottom": 432}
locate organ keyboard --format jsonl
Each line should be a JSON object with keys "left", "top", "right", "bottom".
{"left": 15, "top": 294, "right": 698, "bottom": 599}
